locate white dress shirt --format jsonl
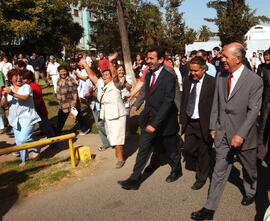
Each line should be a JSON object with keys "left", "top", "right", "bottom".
{"left": 47, "top": 62, "right": 60, "bottom": 76}
{"left": 26, "top": 64, "right": 35, "bottom": 73}
{"left": 190, "top": 74, "right": 205, "bottom": 119}
{"left": 149, "top": 66, "right": 164, "bottom": 86}
{"left": 228, "top": 64, "right": 244, "bottom": 98}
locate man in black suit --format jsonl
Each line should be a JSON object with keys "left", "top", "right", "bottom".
{"left": 257, "top": 49, "right": 270, "bottom": 77}
{"left": 180, "top": 56, "right": 216, "bottom": 190}
{"left": 118, "top": 46, "right": 182, "bottom": 190}
{"left": 180, "top": 55, "right": 189, "bottom": 83}
{"left": 257, "top": 49, "right": 270, "bottom": 161}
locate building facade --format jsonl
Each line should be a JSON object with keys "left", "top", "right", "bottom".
{"left": 70, "top": 4, "right": 97, "bottom": 51}
{"left": 185, "top": 25, "right": 270, "bottom": 59}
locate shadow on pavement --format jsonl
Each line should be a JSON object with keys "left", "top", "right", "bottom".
{"left": 228, "top": 165, "right": 245, "bottom": 196}
{"left": 0, "top": 141, "right": 15, "bottom": 149}
{"left": 0, "top": 164, "right": 55, "bottom": 221}
{"left": 39, "top": 136, "right": 78, "bottom": 159}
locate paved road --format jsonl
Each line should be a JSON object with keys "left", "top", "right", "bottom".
{"left": 0, "top": 133, "right": 269, "bottom": 221}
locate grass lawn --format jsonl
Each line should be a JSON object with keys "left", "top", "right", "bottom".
{"left": 0, "top": 156, "right": 101, "bottom": 201}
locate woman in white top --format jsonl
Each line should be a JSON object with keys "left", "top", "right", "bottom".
{"left": 80, "top": 53, "right": 127, "bottom": 168}
{"left": 167, "top": 58, "right": 183, "bottom": 91}
{"left": 1, "top": 69, "right": 41, "bottom": 166}
{"left": 117, "top": 65, "right": 132, "bottom": 115}
{"left": 1, "top": 57, "right": 12, "bottom": 85}
{"left": 117, "top": 65, "right": 132, "bottom": 136}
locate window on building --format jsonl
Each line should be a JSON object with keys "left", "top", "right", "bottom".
{"left": 74, "top": 9, "right": 79, "bottom": 17}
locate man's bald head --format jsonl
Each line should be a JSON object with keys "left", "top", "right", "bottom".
{"left": 221, "top": 42, "right": 245, "bottom": 73}
{"left": 226, "top": 42, "right": 246, "bottom": 60}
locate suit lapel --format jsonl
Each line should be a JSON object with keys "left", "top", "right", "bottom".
{"left": 199, "top": 74, "right": 208, "bottom": 101}
{"left": 228, "top": 67, "right": 248, "bottom": 101}
{"left": 149, "top": 67, "right": 165, "bottom": 96}
{"left": 145, "top": 70, "right": 151, "bottom": 99}
{"left": 223, "top": 73, "right": 229, "bottom": 102}
{"left": 185, "top": 76, "right": 192, "bottom": 98}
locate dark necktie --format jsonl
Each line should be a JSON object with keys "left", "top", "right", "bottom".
{"left": 149, "top": 73, "right": 156, "bottom": 92}
{"left": 227, "top": 73, "right": 233, "bottom": 98}
{"left": 186, "top": 82, "right": 197, "bottom": 117}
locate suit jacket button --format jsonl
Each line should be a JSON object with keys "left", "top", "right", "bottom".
{"left": 225, "top": 109, "right": 229, "bottom": 114}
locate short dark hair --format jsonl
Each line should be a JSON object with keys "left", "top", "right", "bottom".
{"left": 167, "top": 58, "right": 174, "bottom": 67}
{"left": 8, "top": 69, "right": 22, "bottom": 84}
{"left": 264, "top": 50, "right": 270, "bottom": 56}
{"left": 198, "top": 49, "right": 208, "bottom": 57}
{"left": 117, "top": 64, "right": 126, "bottom": 73}
{"left": 190, "top": 50, "right": 197, "bottom": 56}
{"left": 22, "top": 70, "right": 35, "bottom": 83}
{"left": 102, "top": 69, "right": 112, "bottom": 77}
{"left": 17, "top": 60, "right": 26, "bottom": 68}
{"left": 213, "top": 47, "right": 220, "bottom": 52}
{"left": 145, "top": 46, "right": 165, "bottom": 60}
{"left": 190, "top": 56, "right": 208, "bottom": 71}
{"left": 57, "top": 65, "right": 68, "bottom": 72}
{"left": 69, "top": 57, "right": 77, "bottom": 63}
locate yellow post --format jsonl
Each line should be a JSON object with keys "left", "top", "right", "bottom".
{"left": 68, "top": 138, "right": 76, "bottom": 168}
{"left": 0, "top": 133, "right": 77, "bottom": 168}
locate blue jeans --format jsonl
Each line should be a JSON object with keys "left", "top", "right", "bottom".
{"left": 38, "top": 117, "right": 57, "bottom": 148}
{"left": 13, "top": 122, "right": 38, "bottom": 164}
{"left": 126, "top": 107, "right": 130, "bottom": 121}
{"left": 92, "top": 108, "right": 110, "bottom": 148}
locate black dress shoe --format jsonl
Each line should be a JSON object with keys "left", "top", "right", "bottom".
{"left": 191, "top": 180, "right": 206, "bottom": 190}
{"left": 191, "top": 207, "right": 215, "bottom": 220}
{"left": 165, "top": 171, "right": 182, "bottom": 183}
{"left": 118, "top": 178, "right": 140, "bottom": 190}
{"left": 241, "top": 196, "right": 255, "bottom": 206}
{"left": 144, "top": 163, "right": 160, "bottom": 173}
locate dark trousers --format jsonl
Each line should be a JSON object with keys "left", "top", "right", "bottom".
{"left": 130, "top": 130, "right": 182, "bottom": 180}
{"left": 56, "top": 108, "right": 88, "bottom": 134}
{"left": 257, "top": 107, "right": 270, "bottom": 161}
{"left": 183, "top": 120, "right": 212, "bottom": 183}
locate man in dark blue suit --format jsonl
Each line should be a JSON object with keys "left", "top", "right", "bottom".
{"left": 118, "top": 46, "right": 182, "bottom": 190}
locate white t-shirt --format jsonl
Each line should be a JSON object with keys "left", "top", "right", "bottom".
{"left": 120, "top": 75, "right": 132, "bottom": 107}
{"left": 174, "top": 67, "right": 183, "bottom": 91}
{"left": 77, "top": 69, "right": 89, "bottom": 99}
{"left": 47, "top": 62, "right": 60, "bottom": 76}
{"left": 1, "top": 62, "right": 12, "bottom": 80}
{"left": 7, "top": 84, "right": 40, "bottom": 129}
{"left": 0, "top": 61, "right": 4, "bottom": 72}
{"left": 26, "top": 64, "right": 35, "bottom": 73}
{"left": 86, "top": 56, "right": 92, "bottom": 67}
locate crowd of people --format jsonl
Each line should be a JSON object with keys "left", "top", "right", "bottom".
{"left": 1, "top": 42, "right": 270, "bottom": 220}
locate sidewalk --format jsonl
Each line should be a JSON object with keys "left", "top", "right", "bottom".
{"left": 0, "top": 132, "right": 267, "bottom": 221}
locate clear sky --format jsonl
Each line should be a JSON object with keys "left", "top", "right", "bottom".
{"left": 150, "top": 0, "right": 270, "bottom": 32}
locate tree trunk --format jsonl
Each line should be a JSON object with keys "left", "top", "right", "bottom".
{"left": 116, "top": 0, "right": 136, "bottom": 86}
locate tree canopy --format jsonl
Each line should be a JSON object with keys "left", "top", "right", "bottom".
{"left": 0, "top": 0, "right": 83, "bottom": 57}
{"left": 160, "top": 0, "right": 197, "bottom": 54}
{"left": 79, "top": 0, "right": 197, "bottom": 57}
{"left": 198, "top": 25, "right": 214, "bottom": 42}
{"left": 205, "top": 0, "right": 270, "bottom": 46}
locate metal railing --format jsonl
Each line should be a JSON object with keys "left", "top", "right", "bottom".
{"left": 0, "top": 133, "right": 77, "bottom": 168}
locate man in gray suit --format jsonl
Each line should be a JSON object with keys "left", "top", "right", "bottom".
{"left": 191, "top": 42, "right": 263, "bottom": 220}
